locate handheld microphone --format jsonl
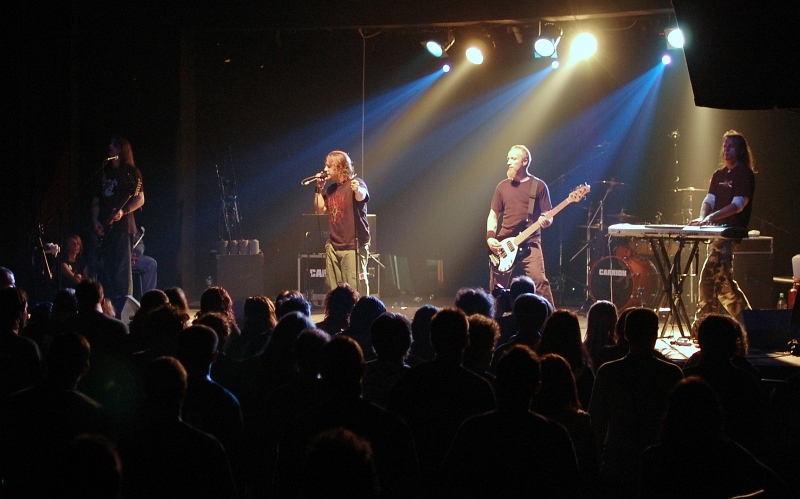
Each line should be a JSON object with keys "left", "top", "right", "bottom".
{"left": 105, "top": 155, "right": 119, "bottom": 162}
{"left": 301, "top": 172, "right": 327, "bottom": 186}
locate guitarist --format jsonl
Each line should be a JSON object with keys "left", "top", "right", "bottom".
{"left": 487, "top": 145, "right": 555, "bottom": 307}
{"left": 91, "top": 136, "right": 144, "bottom": 300}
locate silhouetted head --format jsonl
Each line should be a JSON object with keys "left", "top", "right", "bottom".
{"left": 624, "top": 308, "right": 659, "bottom": 353}
{"left": 455, "top": 287, "right": 495, "bottom": 318}
{"left": 513, "top": 292, "right": 553, "bottom": 335}
{"left": 370, "top": 312, "right": 412, "bottom": 361}
{"left": 0, "top": 286, "right": 28, "bottom": 332}
{"left": 429, "top": 307, "right": 469, "bottom": 360}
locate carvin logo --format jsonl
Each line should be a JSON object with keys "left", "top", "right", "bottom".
{"left": 309, "top": 269, "right": 327, "bottom": 278}
{"left": 599, "top": 269, "right": 627, "bottom": 277}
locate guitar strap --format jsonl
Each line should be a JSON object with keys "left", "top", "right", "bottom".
{"left": 526, "top": 177, "right": 540, "bottom": 222}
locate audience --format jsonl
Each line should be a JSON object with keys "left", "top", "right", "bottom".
{"left": 226, "top": 295, "right": 276, "bottom": 360}
{"left": 682, "top": 313, "right": 766, "bottom": 459}
{"left": 641, "top": 376, "right": 790, "bottom": 498}
{"left": 406, "top": 304, "right": 438, "bottom": 366}
{"left": 583, "top": 299, "right": 617, "bottom": 370}
{"left": 463, "top": 313, "right": 501, "bottom": 382}
{"left": 440, "top": 345, "right": 579, "bottom": 497}
{"left": 341, "top": 295, "right": 387, "bottom": 362}
{"left": 0, "top": 287, "right": 43, "bottom": 399}
{"left": 5, "top": 272, "right": 798, "bottom": 497}
{"left": 536, "top": 309, "right": 595, "bottom": 410}
{"left": 386, "top": 307, "right": 495, "bottom": 490}
{"left": 494, "top": 275, "right": 536, "bottom": 345}
{"left": 531, "top": 353, "right": 599, "bottom": 495}
{"left": 274, "top": 335, "right": 419, "bottom": 498}
{"left": 454, "top": 286, "right": 495, "bottom": 318}
{"left": 316, "top": 282, "right": 359, "bottom": 337}
{"left": 362, "top": 312, "right": 413, "bottom": 407}
{"left": 117, "top": 356, "right": 237, "bottom": 498}
{"left": 588, "top": 307, "right": 683, "bottom": 497}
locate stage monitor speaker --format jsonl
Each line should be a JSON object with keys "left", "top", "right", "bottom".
{"left": 742, "top": 309, "right": 797, "bottom": 352}
{"left": 216, "top": 253, "right": 265, "bottom": 301}
{"left": 301, "top": 214, "right": 377, "bottom": 254}
{"left": 383, "top": 254, "right": 415, "bottom": 297}
{"left": 733, "top": 237, "right": 773, "bottom": 310}
{"left": 298, "top": 253, "right": 380, "bottom": 306}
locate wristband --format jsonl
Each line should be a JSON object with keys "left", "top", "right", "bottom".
{"left": 315, "top": 187, "right": 323, "bottom": 194}
{"left": 486, "top": 230, "right": 496, "bottom": 241}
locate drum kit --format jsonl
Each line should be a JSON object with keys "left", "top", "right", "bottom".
{"left": 570, "top": 180, "right": 702, "bottom": 311}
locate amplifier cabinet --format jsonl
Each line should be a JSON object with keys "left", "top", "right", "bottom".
{"left": 733, "top": 236, "right": 773, "bottom": 310}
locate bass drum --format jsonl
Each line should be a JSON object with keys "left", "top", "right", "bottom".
{"left": 589, "top": 256, "right": 660, "bottom": 310}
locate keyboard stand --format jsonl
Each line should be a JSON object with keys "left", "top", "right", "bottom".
{"left": 648, "top": 237, "right": 702, "bottom": 339}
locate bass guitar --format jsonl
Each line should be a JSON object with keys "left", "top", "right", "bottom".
{"left": 489, "top": 183, "right": 590, "bottom": 273}
{"left": 97, "top": 176, "right": 142, "bottom": 249}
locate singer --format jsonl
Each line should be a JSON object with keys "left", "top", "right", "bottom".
{"left": 90, "top": 136, "right": 144, "bottom": 302}
{"left": 313, "top": 150, "right": 371, "bottom": 296}
{"left": 486, "top": 144, "right": 555, "bottom": 307}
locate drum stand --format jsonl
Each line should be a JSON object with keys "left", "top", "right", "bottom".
{"left": 571, "top": 195, "right": 610, "bottom": 314}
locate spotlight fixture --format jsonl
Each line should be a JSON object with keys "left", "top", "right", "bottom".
{"left": 533, "top": 22, "right": 562, "bottom": 58}
{"left": 570, "top": 32, "right": 598, "bottom": 62}
{"left": 665, "top": 27, "right": 685, "bottom": 50}
{"left": 423, "top": 31, "right": 455, "bottom": 58}
{"left": 461, "top": 34, "right": 492, "bottom": 65}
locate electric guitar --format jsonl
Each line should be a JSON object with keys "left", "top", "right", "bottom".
{"left": 489, "top": 183, "right": 590, "bottom": 273}
{"left": 97, "top": 176, "right": 142, "bottom": 249}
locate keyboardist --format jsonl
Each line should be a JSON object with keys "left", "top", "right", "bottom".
{"left": 688, "top": 130, "right": 756, "bottom": 327}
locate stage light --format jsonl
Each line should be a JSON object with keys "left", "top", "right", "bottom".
{"left": 442, "top": 63, "right": 451, "bottom": 73}
{"left": 426, "top": 41, "right": 444, "bottom": 57}
{"left": 551, "top": 60, "right": 560, "bottom": 69}
{"left": 465, "top": 46, "right": 484, "bottom": 65}
{"left": 534, "top": 22, "right": 562, "bottom": 58}
{"left": 665, "top": 28, "right": 685, "bottom": 49}
{"left": 570, "top": 32, "right": 598, "bottom": 61}
{"left": 461, "top": 35, "right": 491, "bottom": 65}
{"left": 662, "top": 54, "right": 672, "bottom": 65}
{"left": 422, "top": 32, "right": 455, "bottom": 58}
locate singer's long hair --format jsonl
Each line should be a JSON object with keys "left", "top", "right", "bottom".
{"left": 111, "top": 136, "right": 135, "bottom": 167}
{"left": 719, "top": 130, "right": 756, "bottom": 173}
{"left": 326, "top": 150, "right": 354, "bottom": 179}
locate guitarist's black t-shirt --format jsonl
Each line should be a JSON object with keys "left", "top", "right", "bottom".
{"left": 491, "top": 176, "right": 552, "bottom": 244}
{"left": 97, "top": 163, "right": 143, "bottom": 235}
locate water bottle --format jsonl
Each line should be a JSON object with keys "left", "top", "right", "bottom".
{"left": 777, "top": 292, "right": 788, "bottom": 310}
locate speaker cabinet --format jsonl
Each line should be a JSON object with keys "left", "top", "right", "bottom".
{"left": 733, "top": 237, "right": 773, "bottom": 310}
{"left": 216, "top": 253, "right": 265, "bottom": 301}
{"left": 298, "top": 253, "right": 380, "bottom": 306}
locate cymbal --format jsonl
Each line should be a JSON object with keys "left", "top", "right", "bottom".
{"left": 591, "top": 179, "right": 626, "bottom": 187}
{"left": 608, "top": 211, "right": 639, "bottom": 221}
{"left": 674, "top": 187, "right": 703, "bottom": 192}
{"left": 577, "top": 224, "right": 602, "bottom": 229}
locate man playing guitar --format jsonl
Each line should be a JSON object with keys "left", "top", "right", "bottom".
{"left": 487, "top": 145, "right": 555, "bottom": 307}
{"left": 91, "top": 136, "right": 144, "bottom": 300}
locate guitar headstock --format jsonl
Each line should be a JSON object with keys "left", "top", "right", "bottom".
{"left": 569, "top": 183, "right": 591, "bottom": 202}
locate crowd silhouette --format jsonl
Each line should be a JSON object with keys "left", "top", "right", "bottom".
{"left": 0, "top": 271, "right": 797, "bottom": 498}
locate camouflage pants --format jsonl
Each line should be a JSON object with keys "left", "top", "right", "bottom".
{"left": 696, "top": 238, "right": 751, "bottom": 323}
